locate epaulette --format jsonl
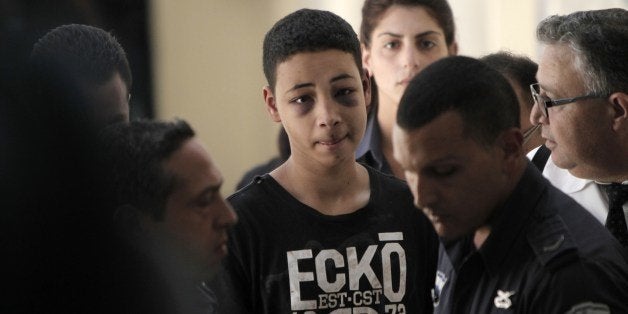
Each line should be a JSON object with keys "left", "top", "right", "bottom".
{"left": 526, "top": 214, "right": 579, "bottom": 269}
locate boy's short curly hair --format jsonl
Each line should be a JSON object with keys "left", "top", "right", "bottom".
{"left": 262, "top": 9, "right": 363, "bottom": 90}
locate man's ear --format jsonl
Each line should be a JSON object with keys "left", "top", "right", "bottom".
{"left": 263, "top": 86, "right": 281, "bottom": 123}
{"left": 609, "top": 92, "right": 628, "bottom": 132}
{"left": 496, "top": 128, "right": 524, "bottom": 173}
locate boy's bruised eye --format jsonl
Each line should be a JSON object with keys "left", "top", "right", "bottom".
{"left": 290, "top": 95, "right": 313, "bottom": 105}
{"left": 335, "top": 88, "right": 359, "bottom": 106}
{"left": 335, "top": 88, "right": 354, "bottom": 97}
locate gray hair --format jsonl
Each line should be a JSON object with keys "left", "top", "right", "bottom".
{"left": 537, "top": 8, "right": 628, "bottom": 95}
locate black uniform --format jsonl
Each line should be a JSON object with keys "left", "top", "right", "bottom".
{"left": 356, "top": 112, "right": 392, "bottom": 175}
{"left": 433, "top": 163, "right": 628, "bottom": 313}
{"left": 211, "top": 165, "right": 439, "bottom": 313}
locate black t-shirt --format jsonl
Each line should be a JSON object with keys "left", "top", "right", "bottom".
{"left": 211, "top": 165, "right": 438, "bottom": 314}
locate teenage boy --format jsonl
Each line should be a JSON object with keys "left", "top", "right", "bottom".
{"left": 481, "top": 51, "right": 542, "bottom": 153}
{"left": 211, "top": 9, "right": 438, "bottom": 314}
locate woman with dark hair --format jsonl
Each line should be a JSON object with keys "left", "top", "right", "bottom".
{"left": 357, "top": 0, "right": 458, "bottom": 179}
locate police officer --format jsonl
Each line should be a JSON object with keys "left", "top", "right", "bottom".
{"left": 392, "top": 56, "right": 628, "bottom": 313}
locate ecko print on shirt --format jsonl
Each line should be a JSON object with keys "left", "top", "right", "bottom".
{"left": 287, "top": 232, "right": 408, "bottom": 314}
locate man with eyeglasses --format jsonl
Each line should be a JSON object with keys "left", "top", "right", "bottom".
{"left": 528, "top": 8, "right": 628, "bottom": 249}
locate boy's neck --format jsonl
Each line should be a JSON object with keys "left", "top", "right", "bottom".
{"left": 270, "top": 157, "right": 370, "bottom": 216}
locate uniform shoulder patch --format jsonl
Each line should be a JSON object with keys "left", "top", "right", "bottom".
{"left": 526, "top": 214, "right": 578, "bottom": 266}
{"left": 565, "top": 302, "right": 610, "bottom": 314}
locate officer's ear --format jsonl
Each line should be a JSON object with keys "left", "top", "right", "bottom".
{"left": 496, "top": 127, "right": 524, "bottom": 174}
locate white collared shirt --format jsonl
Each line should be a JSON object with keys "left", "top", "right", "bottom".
{"left": 527, "top": 147, "right": 628, "bottom": 226}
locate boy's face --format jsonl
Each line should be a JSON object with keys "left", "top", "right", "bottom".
{"left": 264, "top": 50, "right": 370, "bottom": 167}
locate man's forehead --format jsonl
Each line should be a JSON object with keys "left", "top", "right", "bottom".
{"left": 166, "top": 138, "right": 222, "bottom": 187}
{"left": 538, "top": 44, "right": 582, "bottom": 92}
{"left": 395, "top": 113, "right": 469, "bottom": 155}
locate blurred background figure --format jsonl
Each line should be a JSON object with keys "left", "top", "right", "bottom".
{"left": 31, "top": 24, "right": 132, "bottom": 128}
{"left": 481, "top": 51, "right": 543, "bottom": 153}
{"left": 0, "top": 0, "right": 152, "bottom": 118}
{"left": 1, "top": 31, "right": 118, "bottom": 312}
{"left": 1, "top": 3, "right": 152, "bottom": 312}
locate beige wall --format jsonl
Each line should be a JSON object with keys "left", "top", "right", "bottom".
{"left": 450, "top": 0, "right": 537, "bottom": 57}
{"left": 450, "top": 0, "right": 628, "bottom": 58}
{"left": 150, "top": 0, "right": 627, "bottom": 194}
{"left": 151, "top": 0, "right": 276, "bottom": 193}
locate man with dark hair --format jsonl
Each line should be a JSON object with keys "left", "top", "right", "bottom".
{"left": 393, "top": 56, "right": 628, "bottom": 313}
{"left": 31, "top": 24, "right": 132, "bottom": 127}
{"left": 212, "top": 8, "right": 438, "bottom": 314}
{"left": 100, "top": 119, "right": 237, "bottom": 314}
{"left": 481, "top": 51, "right": 542, "bottom": 153}
{"left": 529, "top": 9, "right": 628, "bottom": 248}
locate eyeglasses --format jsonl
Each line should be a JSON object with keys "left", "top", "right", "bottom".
{"left": 529, "top": 83, "right": 607, "bottom": 118}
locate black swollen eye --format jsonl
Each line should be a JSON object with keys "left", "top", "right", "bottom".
{"left": 292, "top": 96, "right": 311, "bottom": 104}
{"left": 336, "top": 89, "right": 352, "bottom": 96}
